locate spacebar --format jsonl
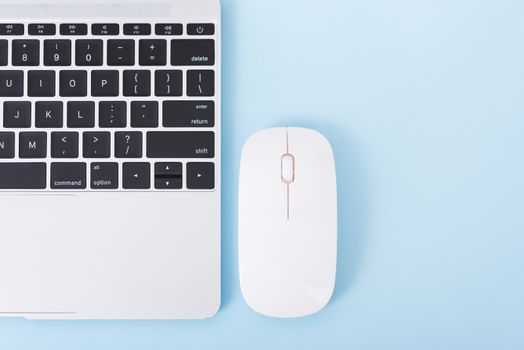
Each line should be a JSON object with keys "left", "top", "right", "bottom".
{"left": 0, "top": 163, "right": 46, "bottom": 189}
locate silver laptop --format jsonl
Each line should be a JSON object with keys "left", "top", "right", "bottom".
{"left": 0, "top": 0, "right": 220, "bottom": 319}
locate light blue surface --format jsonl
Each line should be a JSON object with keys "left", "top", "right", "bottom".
{"left": 2, "top": 0, "right": 524, "bottom": 349}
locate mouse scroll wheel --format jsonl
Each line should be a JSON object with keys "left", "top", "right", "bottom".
{"left": 281, "top": 153, "right": 295, "bottom": 184}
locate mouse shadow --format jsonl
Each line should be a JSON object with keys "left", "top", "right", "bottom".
{"left": 270, "top": 119, "right": 372, "bottom": 303}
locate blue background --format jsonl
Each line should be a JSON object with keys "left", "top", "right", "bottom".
{"left": 2, "top": 0, "right": 524, "bottom": 349}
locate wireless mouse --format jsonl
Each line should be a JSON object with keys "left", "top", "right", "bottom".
{"left": 239, "top": 127, "right": 337, "bottom": 318}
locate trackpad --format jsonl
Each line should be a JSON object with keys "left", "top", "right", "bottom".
{"left": 0, "top": 195, "right": 79, "bottom": 314}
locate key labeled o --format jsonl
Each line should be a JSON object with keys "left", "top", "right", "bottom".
{"left": 69, "top": 79, "right": 76, "bottom": 88}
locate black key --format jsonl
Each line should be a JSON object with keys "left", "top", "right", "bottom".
{"left": 67, "top": 101, "right": 95, "bottom": 127}
{"left": 155, "top": 70, "right": 182, "bottom": 96}
{"left": 28, "top": 70, "right": 56, "bottom": 97}
{"left": 187, "top": 70, "right": 214, "bottom": 96}
{"left": 3, "top": 101, "right": 31, "bottom": 127}
{"left": 187, "top": 162, "right": 215, "bottom": 189}
{"left": 91, "top": 162, "right": 118, "bottom": 189}
{"left": 60, "top": 70, "right": 87, "bottom": 96}
{"left": 0, "top": 70, "right": 23, "bottom": 96}
{"left": 171, "top": 39, "right": 214, "bottom": 66}
{"left": 0, "top": 24, "right": 24, "bottom": 36}
{"left": 187, "top": 23, "right": 215, "bottom": 36}
{"left": 0, "top": 40, "right": 7, "bottom": 65}
{"left": 124, "top": 24, "right": 151, "bottom": 35}
{"left": 139, "top": 40, "right": 166, "bottom": 66}
{"left": 99, "top": 101, "right": 126, "bottom": 128}
{"left": 91, "top": 70, "right": 119, "bottom": 96}
{"left": 115, "top": 132, "right": 142, "bottom": 158}
{"left": 155, "top": 24, "right": 182, "bottom": 36}
{"left": 60, "top": 24, "right": 87, "bottom": 36}
{"left": 83, "top": 132, "right": 110, "bottom": 158}
{"left": 0, "top": 132, "right": 15, "bottom": 158}
{"left": 155, "top": 162, "right": 182, "bottom": 189}
{"left": 35, "top": 101, "right": 63, "bottom": 128}
{"left": 50, "top": 162, "right": 86, "bottom": 189}
{"left": 28, "top": 24, "right": 55, "bottom": 36}
{"left": 19, "top": 132, "right": 47, "bottom": 158}
{"left": 123, "top": 162, "right": 150, "bottom": 189}
{"left": 44, "top": 40, "right": 71, "bottom": 66}
{"left": 51, "top": 132, "right": 78, "bottom": 158}
{"left": 123, "top": 70, "right": 150, "bottom": 96}
{"left": 75, "top": 40, "right": 103, "bottom": 66}
{"left": 147, "top": 131, "right": 214, "bottom": 158}
{"left": 131, "top": 101, "right": 158, "bottom": 127}
{"left": 92, "top": 23, "right": 119, "bottom": 36}
{"left": 12, "top": 40, "right": 39, "bottom": 66}
{"left": 0, "top": 163, "right": 46, "bottom": 189}
{"left": 163, "top": 101, "right": 214, "bottom": 127}
{"left": 107, "top": 40, "right": 135, "bottom": 66}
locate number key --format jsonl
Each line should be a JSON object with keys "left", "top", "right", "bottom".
{"left": 44, "top": 40, "right": 71, "bottom": 66}
{"left": 12, "top": 40, "right": 39, "bottom": 66}
{"left": 76, "top": 40, "right": 103, "bottom": 66}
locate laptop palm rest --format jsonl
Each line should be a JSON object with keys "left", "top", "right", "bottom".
{"left": 0, "top": 195, "right": 79, "bottom": 314}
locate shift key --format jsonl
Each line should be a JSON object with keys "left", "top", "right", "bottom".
{"left": 147, "top": 131, "right": 214, "bottom": 158}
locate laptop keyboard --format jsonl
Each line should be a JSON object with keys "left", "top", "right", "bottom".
{"left": 0, "top": 22, "right": 217, "bottom": 191}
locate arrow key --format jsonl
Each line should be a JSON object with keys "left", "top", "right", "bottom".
{"left": 123, "top": 162, "right": 150, "bottom": 189}
{"left": 187, "top": 162, "right": 214, "bottom": 190}
{"left": 83, "top": 131, "right": 110, "bottom": 158}
{"left": 51, "top": 131, "right": 79, "bottom": 158}
{"left": 155, "top": 162, "right": 182, "bottom": 189}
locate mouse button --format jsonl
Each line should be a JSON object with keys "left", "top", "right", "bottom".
{"left": 281, "top": 153, "right": 295, "bottom": 184}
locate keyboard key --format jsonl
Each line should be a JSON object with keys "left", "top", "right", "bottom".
{"left": 83, "top": 132, "right": 110, "bottom": 158}
{"left": 92, "top": 23, "right": 119, "bottom": 36}
{"left": 0, "top": 163, "right": 46, "bottom": 189}
{"left": 155, "top": 23, "right": 182, "bottom": 36}
{"left": 187, "top": 162, "right": 215, "bottom": 189}
{"left": 12, "top": 40, "right": 39, "bottom": 66}
{"left": 60, "top": 70, "right": 87, "bottom": 96}
{"left": 0, "top": 70, "right": 23, "bottom": 96}
{"left": 29, "top": 24, "right": 56, "bottom": 35}
{"left": 139, "top": 40, "right": 166, "bottom": 66}
{"left": 0, "top": 24, "right": 24, "bottom": 36}
{"left": 67, "top": 101, "right": 95, "bottom": 127}
{"left": 35, "top": 101, "right": 63, "bottom": 128}
{"left": 51, "top": 132, "right": 79, "bottom": 158}
{"left": 171, "top": 39, "right": 214, "bottom": 66}
{"left": 155, "top": 162, "right": 182, "bottom": 189}
{"left": 91, "top": 70, "right": 119, "bottom": 96}
{"left": 60, "top": 23, "right": 87, "bottom": 36}
{"left": 99, "top": 101, "right": 126, "bottom": 128}
{"left": 123, "top": 70, "right": 151, "bottom": 96}
{"left": 91, "top": 162, "right": 118, "bottom": 189}
{"left": 50, "top": 162, "right": 86, "bottom": 189}
{"left": 108, "top": 40, "right": 135, "bottom": 66}
{"left": 115, "top": 132, "right": 142, "bottom": 158}
{"left": 146, "top": 131, "right": 214, "bottom": 158}
{"left": 155, "top": 70, "right": 182, "bottom": 96}
{"left": 28, "top": 70, "right": 56, "bottom": 97}
{"left": 0, "top": 40, "right": 7, "bottom": 65}
{"left": 187, "top": 70, "right": 214, "bottom": 96}
{"left": 0, "top": 132, "right": 15, "bottom": 158}
{"left": 123, "top": 162, "right": 150, "bottom": 189}
{"left": 187, "top": 23, "right": 215, "bottom": 36}
{"left": 44, "top": 40, "right": 71, "bottom": 66}
{"left": 163, "top": 101, "right": 214, "bottom": 127}
{"left": 76, "top": 40, "right": 103, "bottom": 66}
{"left": 3, "top": 101, "right": 31, "bottom": 127}
{"left": 124, "top": 23, "right": 151, "bottom": 35}
{"left": 19, "top": 132, "right": 47, "bottom": 158}
{"left": 131, "top": 101, "right": 158, "bottom": 127}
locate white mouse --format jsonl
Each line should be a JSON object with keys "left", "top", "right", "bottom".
{"left": 238, "top": 127, "right": 337, "bottom": 318}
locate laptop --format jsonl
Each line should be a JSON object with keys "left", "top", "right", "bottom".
{"left": 0, "top": 0, "right": 220, "bottom": 319}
